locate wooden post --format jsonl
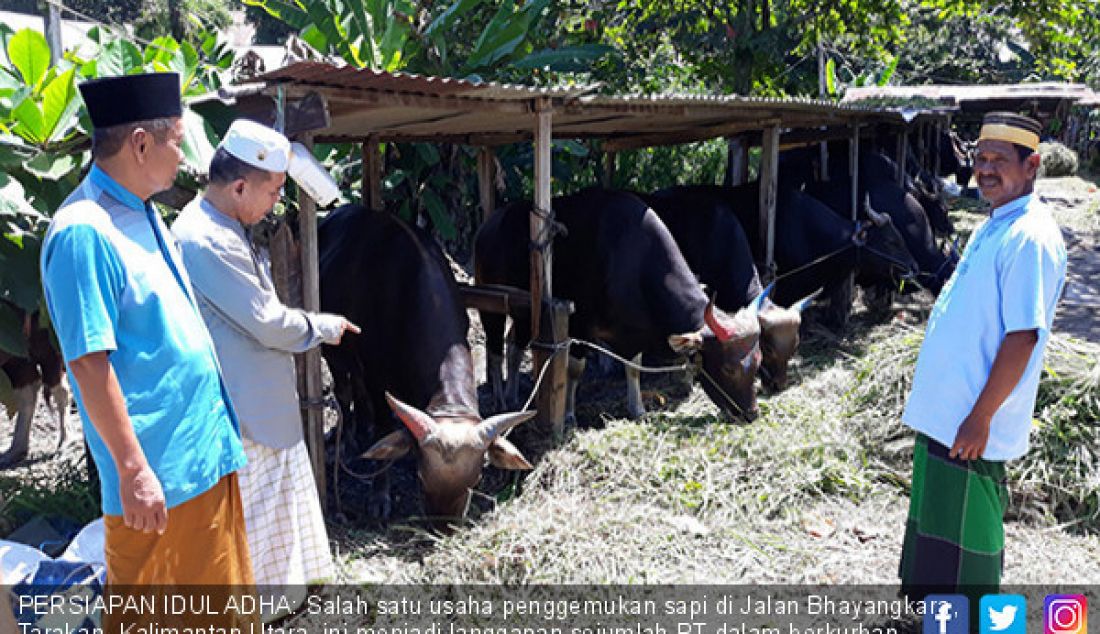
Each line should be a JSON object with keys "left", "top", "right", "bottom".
{"left": 602, "top": 150, "right": 616, "bottom": 189}
{"left": 895, "top": 129, "right": 907, "bottom": 184}
{"left": 817, "top": 40, "right": 830, "bottom": 182}
{"left": 530, "top": 100, "right": 552, "bottom": 341}
{"left": 758, "top": 126, "right": 780, "bottom": 280}
{"left": 296, "top": 134, "right": 326, "bottom": 505}
{"left": 361, "top": 137, "right": 383, "bottom": 211}
{"left": 43, "top": 1, "right": 63, "bottom": 66}
{"left": 726, "top": 137, "right": 749, "bottom": 186}
{"left": 477, "top": 147, "right": 496, "bottom": 221}
{"left": 933, "top": 120, "right": 943, "bottom": 177}
{"left": 529, "top": 98, "right": 566, "bottom": 442}
{"left": 850, "top": 126, "right": 861, "bottom": 220}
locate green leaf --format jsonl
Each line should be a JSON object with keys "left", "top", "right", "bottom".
{"left": 345, "top": 0, "right": 375, "bottom": 67}
{"left": 426, "top": 0, "right": 483, "bottom": 38}
{"left": 11, "top": 96, "right": 46, "bottom": 144}
{"left": 825, "top": 57, "right": 837, "bottom": 96}
{"left": 242, "top": 0, "right": 311, "bottom": 30}
{"left": 0, "top": 232, "right": 43, "bottom": 313}
{"left": 41, "top": 68, "right": 79, "bottom": 142}
{"left": 0, "top": 294, "right": 29, "bottom": 357}
{"left": 7, "top": 29, "right": 51, "bottom": 90}
{"left": 97, "top": 39, "right": 144, "bottom": 77}
{"left": 180, "top": 109, "right": 217, "bottom": 174}
{"left": 0, "top": 172, "right": 39, "bottom": 217}
{"left": 421, "top": 188, "right": 456, "bottom": 240}
{"left": 878, "top": 56, "right": 898, "bottom": 86}
{"left": 300, "top": 25, "right": 330, "bottom": 53}
{"left": 511, "top": 44, "right": 614, "bottom": 71}
{"left": 23, "top": 151, "right": 77, "bottom": 180}
{"left": 415, "top": 143, "right": 440, "bottom": 164}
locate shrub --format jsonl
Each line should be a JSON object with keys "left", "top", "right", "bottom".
{"left": 1038, "top": 142, "right": 1079, "bottom": 177}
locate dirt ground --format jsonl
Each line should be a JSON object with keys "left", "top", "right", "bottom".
{"left": 1, "top": 175, "right": 1098, "bottom": 585}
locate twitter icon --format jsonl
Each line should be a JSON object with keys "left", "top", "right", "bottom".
{"left": 982, "top": 594, "right": 1028, "bottom": 634}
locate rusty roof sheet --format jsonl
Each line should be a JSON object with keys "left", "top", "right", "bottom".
{"left": 843, "top": 83, "right": 1097, "bottom": 106}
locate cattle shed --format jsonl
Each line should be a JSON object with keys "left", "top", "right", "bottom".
{"left": 214, "top": 61, "right": 948, "bottom": 502}
{"left": 843, "top": 83, "right": 1098, "bottom": 142}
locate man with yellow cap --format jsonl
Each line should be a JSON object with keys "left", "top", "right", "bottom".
{"left": 40, "top": 73, "right": 254, "bottom": 591}
{"left": 899, "top": 112, "right": 1067, "bottom": 600}
{"left": 171, "top": 119, "right": 357, "bottom": 600}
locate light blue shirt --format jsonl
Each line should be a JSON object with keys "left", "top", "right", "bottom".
{"left": 171, "top": 197, "right": 344, "bottom": 449}
{"left": 41, "top": 165, "right": 246, "bottom": 515}
{"left": 903, "top": 193, "right": 1067, "bottom": 460}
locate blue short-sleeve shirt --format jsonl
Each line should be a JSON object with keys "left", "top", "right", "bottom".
{"left": 902, "top": 193, "right": 1067, "bottom": 460}
{"left": 41, "top": 165, "right": 246, "bottom": 516}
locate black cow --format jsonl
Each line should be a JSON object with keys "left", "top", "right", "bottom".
{"left": 0, "top": 307, "right": 69, "bottom": 468}
{"left": 319, "top": 205, "right": 535, "bottom": 522}
{"left": 659, "top": 184, "right": 917, "bottom": 326}
{"left": 641, "top": 188, "right": 818, "bottom": 391}
{"left": 783, "top": 143, "right": 954, "bottom": 237}
{"left": 475, "top": 189, "right": 765, "bottom": 423}
{"left": 804, "top": 179, "right": 958, "bottom": 296}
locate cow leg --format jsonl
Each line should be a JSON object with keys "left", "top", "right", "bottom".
{"left": 356, "top": 391, "right": 397, "bottom": 521}
{"left": 0, "top": 381, "right": 39, "bottom": 467}
{"left": 624, "top": 353, "right": 646, "bottom": 420}
{"left": 48, "top": 377, "right": 70, "bottom": 452}
{"left": 505, "top": 316, "right": 530, "bottom": 409}
{"left": 481, "top": 311, "right": 507, "bottom": 411}
{"left": 564, "top": 354, "right": 586, "bottom": 429}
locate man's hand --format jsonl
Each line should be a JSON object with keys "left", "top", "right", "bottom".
{"left": 329, "top": 318, "right": 361, "bottom": 345}
{"left": 950, "top": 412, "right": 992, "bottom": 461}
{"left": 119, "top": 463, "right": 168, "bottom": 533}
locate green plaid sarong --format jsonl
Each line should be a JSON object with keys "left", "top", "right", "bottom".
{"left": 899, "top": 433, "right": 1009, "bottom": 599}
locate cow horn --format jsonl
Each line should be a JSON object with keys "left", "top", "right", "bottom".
{"left": 749, "top": 282, "right": 774, "bottom": 315}
{"left": 791, "top": 288, "right": 823, "bottom": 313}
{"left": 864, "top": 194, "right": 889, "bottom": 227}
{"left": 704, "top": 299, "right": 736, "bottom": 342}
{"left": 478, "top": 410, "right": 538, "bottom": 446}
{"left": 384, "top": 392, "right": 438, "bottom": 442}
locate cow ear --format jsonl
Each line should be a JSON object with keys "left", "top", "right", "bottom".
{"left": 361, "top": 430, "right": 415, "bottom": 461}
{"left": 668, "top": 331, "right": 703, "bottom": 353}
{"left": 488, "top": 437, "right": 533, "bottom": 471}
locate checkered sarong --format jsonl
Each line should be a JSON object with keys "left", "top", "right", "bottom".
{"left": 238, "top": 438, "right": 333, "bottom": 586}
{"left": 899, "top": 433, "right": 1009, "bottom": 598}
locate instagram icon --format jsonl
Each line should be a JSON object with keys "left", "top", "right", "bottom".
{"left": 1045, "top": 595, "right": 1088, "bottom": 634}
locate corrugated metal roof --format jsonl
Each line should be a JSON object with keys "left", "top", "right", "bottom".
{"left": 243, "top": 61, "right": 947, "bottom": 145}
{"left": 843, "top": 83, "right": 1098, "bottom": 106}
{"left": 255, "top": 61, "right": 595, "bottom": 101}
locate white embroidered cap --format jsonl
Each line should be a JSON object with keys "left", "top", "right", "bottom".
{"left": 219, "top": 119, "right": 292, "bottom": 173}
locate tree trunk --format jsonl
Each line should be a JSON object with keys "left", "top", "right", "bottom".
{"left": 168, "top": 0, "right": 184, "bottom": 41}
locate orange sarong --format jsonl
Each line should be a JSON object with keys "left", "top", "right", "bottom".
{"left": 103, "top": 473, "right": 258, "bottom": 630}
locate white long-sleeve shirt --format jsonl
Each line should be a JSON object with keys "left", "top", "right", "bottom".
{"left": 171, "top": 197, "right": 344, "bottom": 449}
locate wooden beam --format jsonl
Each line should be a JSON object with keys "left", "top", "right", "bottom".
{"left": 602, "top": 119, "right": 781, "bottom": 152}
{"left": 758, "top": 125, "right": 780, "bottom": 278}
{"left": 477, "top": 147, "right": 496, "bottom": 222}
{"left": 361, "top": 137, "right": 383, "bottom": 211}
{"left": 459, "top": 283, "right": 532, "bottom": 315}
{"left": 273, "top": 83, "right": 534, "bottom": 115}
{"left": 43, "top": 2, "right": 62, "bottom": 66}
{"left": 726, "top": 136, "right": 749, "bottom": 186}
{"left": 295, "top": 134, "right": 326, "bottom": 508}
{"left": 933, "top": 120, "right": 943, "bottom": 177}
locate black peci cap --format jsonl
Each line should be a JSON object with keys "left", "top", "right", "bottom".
{"left": 78, "top": 72, "right": 182, "bottom": 129}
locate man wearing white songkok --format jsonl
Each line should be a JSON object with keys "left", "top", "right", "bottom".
{"left": 171, "top": 119, "right": 358, "bottom": 598}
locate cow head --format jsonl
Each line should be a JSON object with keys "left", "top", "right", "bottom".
{"left": 363, "top": 393, "right": 535, "bottom": 524}
{"left": 912, "top": 177, "right": 954, "bottom": 236}
{"left": 668, "top": 286, "right": 767, "bottom": 422}
{"left": 857, "top": 195, "right": 919, "bottom": 284}
{"left": 756, "top": 288, "right": 821, "bottom": 391}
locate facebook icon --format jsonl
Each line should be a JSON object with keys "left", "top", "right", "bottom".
{"left": 924, "top": 595, "right": 970, "bottom": 634}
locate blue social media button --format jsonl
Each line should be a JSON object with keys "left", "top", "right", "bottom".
{"left": 982, "top": 595, "right": 1027, "bottom": 634}
{"left": 925, "top": 595, "right": 970, "bottom": 634}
